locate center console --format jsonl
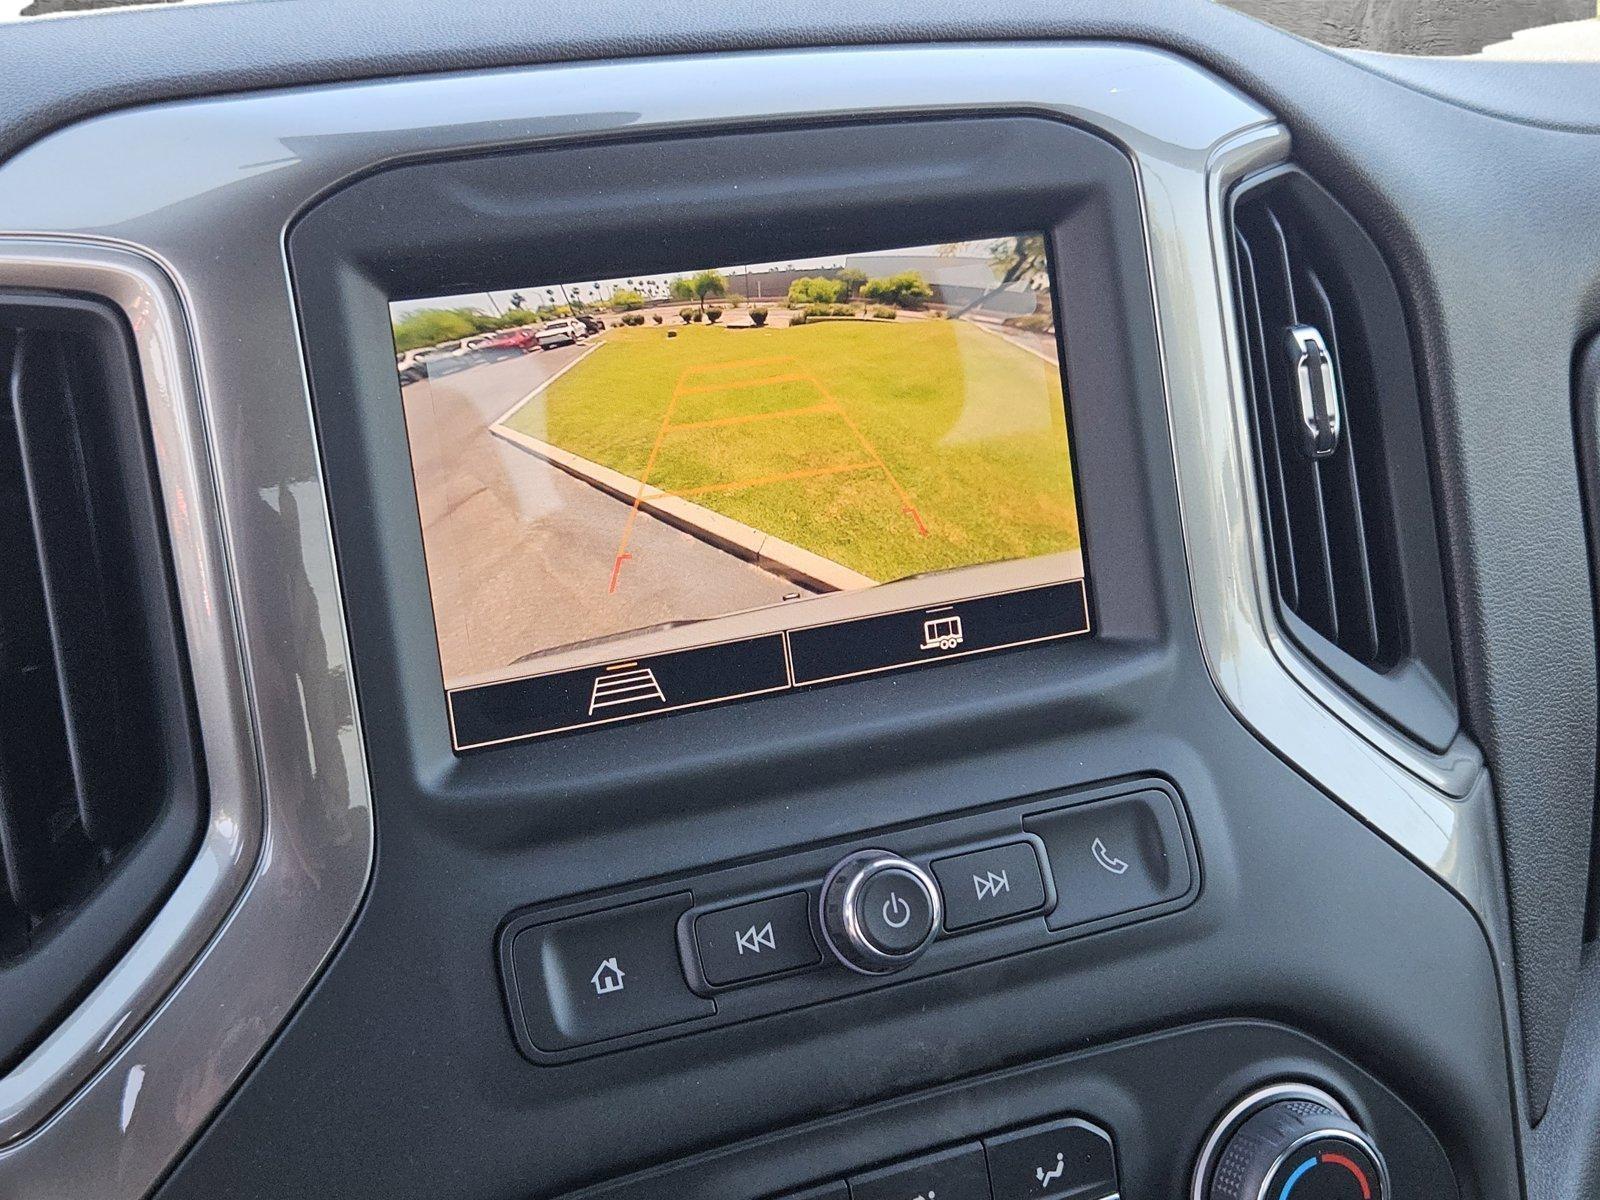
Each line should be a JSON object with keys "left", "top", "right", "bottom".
{"left": 272, "top": 91, "right": 1515, "bottom": 1198}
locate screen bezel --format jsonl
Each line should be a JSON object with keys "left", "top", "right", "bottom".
{"left": 289, "top": 114, "right": 1166, "bottom": 771}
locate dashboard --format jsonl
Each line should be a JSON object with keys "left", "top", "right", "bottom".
{"left": 0, "top": 5, "right": 1598, "bottom": 1200}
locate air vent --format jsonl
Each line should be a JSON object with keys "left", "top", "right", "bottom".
{"left": 0, "top": 294, "right": 202, "bottom": 1073}
{"left": 1229, "top": 167, "right": 1459, "bottom": 752}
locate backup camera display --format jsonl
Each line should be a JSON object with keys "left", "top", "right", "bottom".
{"left": 392, "top": 236, "right": 1088, "bottom": 747}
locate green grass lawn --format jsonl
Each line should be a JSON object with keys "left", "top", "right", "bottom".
{"left": 504, "top": 320, "right": 1080, "bottom": 583}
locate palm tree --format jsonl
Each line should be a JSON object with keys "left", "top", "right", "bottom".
{"left": 685, "top": 269, "right": 728, "bottom": 316}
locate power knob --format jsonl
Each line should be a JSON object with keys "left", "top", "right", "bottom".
{"left": 1197, "top": 1086, "right": 1389, "bottom": 1200}
{"left": 818, "top": 849, "right": 941, "bottom": 975}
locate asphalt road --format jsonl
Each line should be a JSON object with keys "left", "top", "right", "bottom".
{"left": 401, "top": 343, "right": 797, "bottom": 685}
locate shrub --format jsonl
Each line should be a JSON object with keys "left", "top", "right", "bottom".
{"left": 803, "top": 303, "right": 855, "bottom": 318}
{"left": 652, "top": 314, "right": 663, "bottom": 324}
{"left": 871, "top": 306, "right": 897, "bottom": 320}
{"left": 621, "top": 313, "right": 646, "bottom": 326}
{"left": 609, "top": 288, "right": 646, "bottom": 311}
{"left": 705, "top": 307, "right": 724, "bottom": 324}
{"left": 749, "top": 307, "right": 768, "bottom": 327}
{"left": 862, "top": 271, "right": 933, "bottom": 309}
{"left": 679, "top": 307, "right": 700, "bottom": 324}
{"left": 787, "top": 276, "right": 848, "bottom": 306}
{"left": 788, "top": 313, "right": 808, "bottom": 326}
{"left": 390, "top": 307, "right": 484, "bottom": 353}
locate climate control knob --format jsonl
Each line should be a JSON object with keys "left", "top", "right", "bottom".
{"left": 1201, "top": 1093, "right": 1388, "bottom": 1200}
{"left": 819, "top": 849, "right": 941, "bottom": 975}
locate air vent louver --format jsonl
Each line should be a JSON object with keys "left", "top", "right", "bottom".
{"left": 1229, "top": 168, "right": 1459, "bottom": 752}
{"left": 0, "top": 294, "right": 202, "bottom": 1073}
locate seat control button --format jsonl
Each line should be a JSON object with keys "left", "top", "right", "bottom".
{"left": 694, "top": 891, "right": 821, "bottom": 987}
{"left": 508, "top": 894, "right": 715, "bottom": 1051}
{"left": 850, "top": 1143, "right": 992, "bottom": 1200}
{"left": 984, "top": 1119, "right": 1117, "bottom": 1200}
{"left": 932, "top": 841, "right": 1050, "bottom": 931}
{"left": 1024, "top": 789, "right": 1192, "bottom": 929}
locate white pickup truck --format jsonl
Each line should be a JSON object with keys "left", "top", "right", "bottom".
{"left": 534, "top": 318, "right": 588, "bottom": 350}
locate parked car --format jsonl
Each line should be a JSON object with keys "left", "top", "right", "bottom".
{"left": 395, "top": 344, "right": 450, "bottom": 384}
{"left": 481, "top": 326, "right": 539, "bottom": 353}
{"left": 445, "top": 333, "right": 499, "bottom": 367}
{"left": 535, "top": 318, "right": 589, "bottom": 349}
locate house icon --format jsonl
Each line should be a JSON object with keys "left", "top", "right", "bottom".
{"left": 591, "top": 957, "right": 625, "bottom": 996}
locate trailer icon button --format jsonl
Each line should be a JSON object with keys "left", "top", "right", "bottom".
{"left": 920, "top": 608, "right": 965, "bottom": 651}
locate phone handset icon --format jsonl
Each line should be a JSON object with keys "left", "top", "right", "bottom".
{"left": 1091, "top": 836, "right": 1130, "bottom": 876}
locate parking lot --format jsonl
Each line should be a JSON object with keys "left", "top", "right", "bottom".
{"left": 401, "top": 342, "right": 803, "bottom": 685}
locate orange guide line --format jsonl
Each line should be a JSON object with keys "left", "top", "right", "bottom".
{"left": 676, "top": 371, "right": 815, "bottom": 396}
{"left": 669, "top": 461, "right": 876, "bottom": 498}
{"left": 800, "top": 371, "right": 929, "bottom": 537}
{"left": 678, "top": 354, "right": 798, "bottom": 378}
{"left": 607, "top": 370, "right": 693, "bottom": 592}
{"left": 606, "top": 552, "right": 632, "bottom": 595}
{"left": 667, "top": 402, "right": 837, "bottom": 433}
{"left": 610, "top": 351, "right": 931, "bottom": 589}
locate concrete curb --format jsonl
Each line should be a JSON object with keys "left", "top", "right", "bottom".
{"left": 488, "top": 421, "right": 877, "bottom": 594}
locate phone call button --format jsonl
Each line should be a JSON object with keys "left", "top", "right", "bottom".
{"left": 1024, "top": 789, "right": 1193, "bottom": 930}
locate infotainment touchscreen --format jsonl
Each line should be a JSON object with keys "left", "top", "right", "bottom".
{"left": 392, "top": 236, "right": 1089, "bottom": 748}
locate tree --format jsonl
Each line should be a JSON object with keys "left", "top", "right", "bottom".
{"left": 836, "top": 267, "right": 868, "bottom": 299}
{"left": 682, "top": 270, "right": 728, "bottom": 315}
{"left": 944, "top": 234, "right": 1049, "bottom": 319}
{"left": 609, "top": 288, "right": 647, "bottom": 311}
{"left": 862, "top": 271, "right": 933, "bottom": 309}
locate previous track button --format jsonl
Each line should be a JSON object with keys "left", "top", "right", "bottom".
{"left": 693, "top": 891, "right": 822, "bottom": 987}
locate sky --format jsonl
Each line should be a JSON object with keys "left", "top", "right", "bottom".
{"left": 389, "top": 243, "right": 991, "bottom": 320}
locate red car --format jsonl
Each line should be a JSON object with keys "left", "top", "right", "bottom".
{"left": 481, "top": 326, "right": 538, "bottom": 352}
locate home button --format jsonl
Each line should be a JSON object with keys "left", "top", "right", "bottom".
{"left": 508, "top": 893, "right": 716, "bottom": 1051}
